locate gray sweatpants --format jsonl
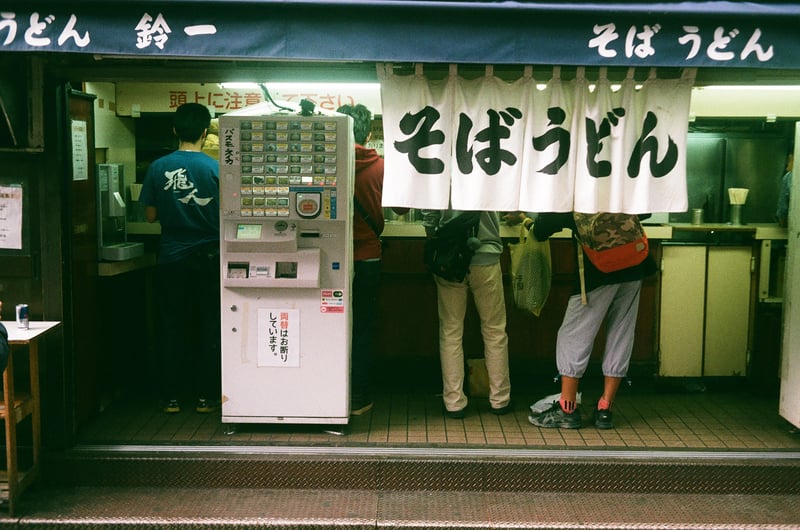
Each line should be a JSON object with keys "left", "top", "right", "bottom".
{"left": 556, "top": 281, "right": 642, "bottom": 379}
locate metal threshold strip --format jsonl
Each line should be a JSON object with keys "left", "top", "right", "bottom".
{"left": 70, "top": 443, "right": 800, "bottom": 462}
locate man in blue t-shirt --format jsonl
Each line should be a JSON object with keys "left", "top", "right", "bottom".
{"left": 140, "top": 103, "right": 220, "bottom": 414}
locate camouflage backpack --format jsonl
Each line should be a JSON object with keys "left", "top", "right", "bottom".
{"left": 572, "top": 212, "right": 649, "bottom": 273}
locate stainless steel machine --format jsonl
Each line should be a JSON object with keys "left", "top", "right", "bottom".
{"left": 96, "top": 163, "right": 144, "bottom": 261}
{"left": 219, "top": 109, "right": 354, "bottom": 425}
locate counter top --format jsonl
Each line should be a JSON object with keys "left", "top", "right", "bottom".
{"left": 670, "top": 223, "right": 787, "bottom": 240}
{"left": 6, "top": 321, "right": 62, "bottom": 343}
{"left": 128, "top": 221, "right": 785, "bottom": 240}
{"left": 383, "top": 221, "right": 674, "bottom": 240}
{"left": 383, "top": 221, "right": 786, "bottom": 240}
{"left": 98, "top": 252, "right": 156, "bottom": 277}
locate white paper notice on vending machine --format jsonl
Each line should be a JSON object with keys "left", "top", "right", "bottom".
{"left": 257, "top": 308, "right": 300, "bottom": 368}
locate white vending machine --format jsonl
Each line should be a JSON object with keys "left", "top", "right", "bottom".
{"left": 219, "top": 109, "right": 354, "bottom": 425}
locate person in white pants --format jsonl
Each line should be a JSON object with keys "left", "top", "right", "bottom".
{"left": 423, "top": 210, "right": 512, "bottom": 418}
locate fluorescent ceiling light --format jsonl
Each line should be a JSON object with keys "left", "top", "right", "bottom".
{"left": 220, "top": 82, "right": 381, "bottom": 90}
{"left": 266, "top": 82, "right": 381, "bottom": 90}
{"left": 701, "top": 85, "right": 800, "bottom": 91}
{"left": 220, "top": 82, "right": 798, "bottom": 92}
{"left": 218, "top": 82, "right": 259, "bottom": 89}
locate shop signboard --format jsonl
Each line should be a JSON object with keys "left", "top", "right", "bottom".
{"left": 0, "top": 3, "right": 798, "bottom": 69}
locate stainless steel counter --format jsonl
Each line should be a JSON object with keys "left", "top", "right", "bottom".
{"left": 97, "top": 252, "right": 156, "bottom": 277}
{"left": 669, "top": 222, "right": 787, "bottom": 240}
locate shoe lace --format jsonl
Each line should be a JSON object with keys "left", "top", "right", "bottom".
{"left": 548, "top": 401, "right": 564, "bottom": 413}
{"left": 539, "top": 402, "right": 565, "bottom": 421}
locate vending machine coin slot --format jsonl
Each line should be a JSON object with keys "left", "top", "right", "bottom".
{"left": 296, "top": 192, "right": 321, "bottom": 218}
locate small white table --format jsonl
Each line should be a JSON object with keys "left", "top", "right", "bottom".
{"left": 2, "top": 321, "right": 61, "bottom": 515}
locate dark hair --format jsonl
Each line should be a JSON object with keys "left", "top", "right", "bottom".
{"left": 173, "top": 103, "right": 211, "bottom": 143}
{"left": 336, "top": 103, "right": 372, "bottom": 145}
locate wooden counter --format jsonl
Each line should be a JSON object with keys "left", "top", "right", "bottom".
{"left": 129, "top": 220, "right": 677, "bottom": 240}
{"left": 375, "top": 236, "right": 662, "bottom": 380}
{"left": 130, "top": 220, "right": 788, "bottom": 241}
{"left": 124, "top": 219, "right": 785, "bottom": 382}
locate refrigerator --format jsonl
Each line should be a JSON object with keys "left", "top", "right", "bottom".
{"left": 670, "top": 131, "right": 791, "bottom": 225}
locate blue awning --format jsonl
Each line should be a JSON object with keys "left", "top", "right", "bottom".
{"left": 1, "top": 2, "right": 799, "bottom": 68}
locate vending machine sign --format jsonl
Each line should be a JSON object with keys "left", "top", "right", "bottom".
{"left": 257, "top": 308, "right": 300, "bottom": 367}
{"left": 320, "top": 289, "right": 345, "bottom": 313}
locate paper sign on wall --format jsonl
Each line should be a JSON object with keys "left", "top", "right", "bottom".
{"left": 71, "top": 120, "right": 89, "bottom": 182}
{"left": 0, "top": 185, "right": 22, "bottom": 250}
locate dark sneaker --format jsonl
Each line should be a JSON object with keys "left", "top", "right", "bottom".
{"left": 445, "top": 407, "right": 467, "bottom": 419}
{"left": 528, "top": 402, "right": 581, "bottom": 429}
{"left": 594, "top": 408, "right": 614, "bottom": 429}
{"left": 490, "top": 401, "right": 514, "bottom": 415}
{"left": 195, "top": 398, "right": 217, "bottom": 414}
{"left": 163, "top": 399, "right": 180, "bottom": 414}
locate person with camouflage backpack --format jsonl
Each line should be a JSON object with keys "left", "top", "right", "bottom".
{"left": 526, "top": 211, "right": 657, "bottom": 430}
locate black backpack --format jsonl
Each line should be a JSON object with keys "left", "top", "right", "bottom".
{"left": 423, "top": 212, "right": 482, "bottom": 282}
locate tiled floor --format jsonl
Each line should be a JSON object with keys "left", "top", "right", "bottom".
{"left": 78, "top": 383, "right": 800, "bottom": 451}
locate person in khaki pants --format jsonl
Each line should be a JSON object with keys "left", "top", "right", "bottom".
{"left": 422, "top": 210, "right": 512, "bottom": 419}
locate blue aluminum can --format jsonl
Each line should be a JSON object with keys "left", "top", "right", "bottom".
{"left": 15, "top": 303, "right": 29, "bottom": 329}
